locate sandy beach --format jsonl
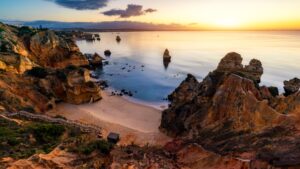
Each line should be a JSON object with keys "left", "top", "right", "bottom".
{"left": 47, "top": 91, "right": 171, "bottom": 146}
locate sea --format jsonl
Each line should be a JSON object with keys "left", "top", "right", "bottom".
{"left": 76, "top": 31, "right": 300, "bottom": 107}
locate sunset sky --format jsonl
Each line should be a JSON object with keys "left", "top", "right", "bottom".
{"left": 1, "top": 0, "right": 300, "bottom": 30}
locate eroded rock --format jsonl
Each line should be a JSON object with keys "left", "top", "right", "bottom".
{"left": 284, "top": 78, "right": 300, "bottom": 96}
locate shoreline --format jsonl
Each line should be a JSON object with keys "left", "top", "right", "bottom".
{"left": 47, "top": 90, "right": 171, "bottom": 146}
{"left": 104, "top": 87, "right": 169, "bottom": 111}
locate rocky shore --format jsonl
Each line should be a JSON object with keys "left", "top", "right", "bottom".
{"left": 160, "top": 52, "right": 300, "bottom": 168}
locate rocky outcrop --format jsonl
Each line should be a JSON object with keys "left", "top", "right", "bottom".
{"left": 0, "top": 22, "right": 101, "bottom": 113}
{"left": 284, "top": 78, "right": 300, "bottom": 96}
{"left": 0, "top": 23, "right": 89, "bottom": 70}
{"left": 104, "top": 50, "right": 112, "bottom": 56}
{"left": 0, "top": 52, "right": 34, "bottom": 73}
{"left": 86, "top": 53, "right": 104, "bottom": 67}
{"left": 216, "top": 52, "right": 263, "bottom": 83}
{"left": 160, "top": 52, "right": 300, "bottom": 168}
{"left": 0, "top": 66, "right": 101, "bottom": 113}
{"left": 163, "top": 49, "right": 171, "bottom": 61}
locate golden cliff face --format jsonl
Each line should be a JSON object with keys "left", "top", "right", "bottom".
{"left": 160, "top": 52, "right": 300, "bottom": 168}
{"left": 0, "top": 23, "right": 101, "bottom": 113}
{"left": 0, "top": 23, "right": 89, "bottom": 72}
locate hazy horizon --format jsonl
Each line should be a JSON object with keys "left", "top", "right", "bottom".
{"left": 1, "top": 0, "right": 300, "bottom": 30}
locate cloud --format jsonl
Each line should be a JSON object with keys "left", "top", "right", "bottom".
{"left": 103, "top": 4, "right": 157, "bottom": 18}
{"left": 47, "top": 0, "right": 109, "bottom": 10}
{"left": 144, "top": 8, "right": 157, "bottom": 13}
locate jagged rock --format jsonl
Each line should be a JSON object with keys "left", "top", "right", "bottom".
{"left": 284, "top": 78, "right": 300, "bottom": 96}
{"left": 0, "top": 53, "right": 33, "bottom": 73}
{"left": 160, "top": 52, "right": 300, "bottom": 168}
{"left": 216, "top": 52, "right": 243, "bottom": 71}
{"left": 88, "top": 53, "right": 104, "bottom": 67}
{"left": 268, "top": 86, "right": 279, "bottom": 97}
{"left": 244, "top": 59, "right": 263, "bottom": 83}
{"left": 216, "top": 52, "right": 263, "bottom": 83}
{"left": 29, "top": 30, "right": 89, "bottom": 68}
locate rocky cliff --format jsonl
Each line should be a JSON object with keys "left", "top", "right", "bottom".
{"left": 0, "top": 23, "right": 101, "bottom": 113}
{"left": 160, "top": 52, "right": 300, "bottom": 168}
{"left": 0, "top": 22, "right": 88, "bottom": 71}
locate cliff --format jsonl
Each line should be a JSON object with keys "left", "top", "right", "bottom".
{"left": 0, "top": 23, "right": 101, "bottom": 113}
{"left": 160, "top": 52, "right": 300, "bottom": 168}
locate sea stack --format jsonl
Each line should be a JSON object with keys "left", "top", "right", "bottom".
{"left": 163, "top": 49, "right": 171, "bottom": 61}
{"left": 104, "top": 50, "right": 112, "bottom": 56}
{"left": 116, "top": 36, "right": 121, "bottom": 42}
{"left": 163, "top": 49, "right": 172, "bottom": 69}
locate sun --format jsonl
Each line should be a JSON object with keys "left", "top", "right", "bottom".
{"left": 213, "top": 18, "right": 241, "bottom": 29}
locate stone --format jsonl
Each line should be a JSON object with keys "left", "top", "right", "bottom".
{"left": 284, "top": 77, "right": 300, "bottom": 96}
{"left": 116, "top": 36, "right": 121, "bottom": 42}
{"left": 104, "top": 50, "right": 112, "bottom": 56}
{"left": 216, "top": 52, "right": 243, "bottom": 71}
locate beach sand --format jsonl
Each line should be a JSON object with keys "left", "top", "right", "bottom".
{"left": 47, "top": 91, "right": 171, "bottom": 146}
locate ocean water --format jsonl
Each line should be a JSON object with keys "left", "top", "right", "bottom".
{"left": 76, "top": 31, "right": 300, "bottom": 106}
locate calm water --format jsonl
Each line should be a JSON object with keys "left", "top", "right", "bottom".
{"left": 76, "top": 31, "right": 300, "bottom": 106}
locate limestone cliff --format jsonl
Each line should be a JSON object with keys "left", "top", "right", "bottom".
{"left": 0, "top": 22, "right": 101, "bottom": 113}
{"left": 160, "top": 52, "right": 300, "bottom": 168}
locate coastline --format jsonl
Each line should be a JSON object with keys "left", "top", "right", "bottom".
{"left": 47, "top": 90, "right": 171, "bottom": 146}
{"left": 104, "top": 87, "right": 169, "bottom": 111}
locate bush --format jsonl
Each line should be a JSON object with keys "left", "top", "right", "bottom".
{"left": 18, "top": 26, "right": 36, "bottom": 36}
{"left": 76, "top": 140, "right": 113, "bottom": 155}
{"left": 27, "top": 67, "right": 48, "bottom": 78}
{"left": 30, "top": 124, "right": 65, "bottom": 143}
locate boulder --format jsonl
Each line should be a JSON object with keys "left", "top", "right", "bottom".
{"left": 216, "top": 52, "right": 243, "bottom": 71}
{"left": 104, "top": 50, "right": 111, "bottom": 56}
{"left": 284, "top": 78, "right": 300, "bottom": 96}
{"left": 89, "top": 53, "right": 104, "bottom": 67}
{"left": 216, "top": 52, "right": 263, "bottom": 83}
{"left": 116, "top": 36, "right": 121, "bottom": 42}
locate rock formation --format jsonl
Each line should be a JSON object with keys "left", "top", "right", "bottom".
{"left": 163, "top": 49, "right": 171, "bottom": 61}
{"left": 160, "top": 52, "right": 300, "bottom": 168}
{"left": 0, "top": 23, "right": 89, "bottom": 70}
{"left": 284, "top": 77, "right": 300, "bottom": 96}
{"left": 163, "top": 49, "right": 171, "bottom": 69}
{"left": 104, "top": 50, "right": 112, "bottom": 56}
{"left": 86, "top": 52, "right": 104, "bottom": 67}
{"left": 0, "top": 23, "right": 101, "bottom": 113}
{"left": 116, "top": 35, "right": 121, "bottom": 42}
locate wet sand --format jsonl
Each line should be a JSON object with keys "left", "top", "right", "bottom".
{"left": 47, "top": 91, "right": 171, "bottom": 146}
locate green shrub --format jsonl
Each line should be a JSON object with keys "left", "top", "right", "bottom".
{"left": 76, "top": 140, "right": 113, "bottom": 155}
{"left": 30, "top": 123, "right": 65, "bottom": 143}
{"left": 27, "top": 67, "right": 48, "bottom": 78}
{"left": 18, "top": 26, "right": 36, "bottom": 36}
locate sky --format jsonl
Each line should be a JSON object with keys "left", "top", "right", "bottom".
{"left": 1, "top": 0, "right": 300, "bottom": 30}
